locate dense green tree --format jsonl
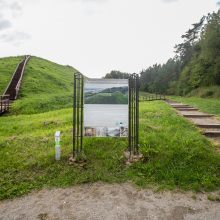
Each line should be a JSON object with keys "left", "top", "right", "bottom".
{"left": 177, "top": 10, "right": 220, "bottom": 95}
{"left": 140, "top": 58, "right": 181, "bottom": 94}
{"left": 104, "top": 70, "right": 130, "bottom": 79}
{"left": 105, "top": 10, "right": 220, "bottom": 96}
{"left": 140, "top": 10, "right": 220, "bottom": 95}
{"left": 174, "top": 16, "right": 205, "bottom": 69}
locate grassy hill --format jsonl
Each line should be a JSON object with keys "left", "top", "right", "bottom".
{"left": 186, "top": 86, "right": 220, "bottom": 99}
{"left": 0, "top": 56, "right": 220, "bottom": 200}
{"left": 1, "top": 101, "right": 220, "bottom": 200}
{"left": 20, "top": 57, "right": 76, "bottom": 97}
{"left": 0, "top": 56, "right": 78, "bottom": 114}
{"left": 0, "top": 56, "right": 24, "bottom": 94}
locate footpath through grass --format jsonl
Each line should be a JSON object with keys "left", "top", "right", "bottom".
{"left": 1, "top": 101, "right": 220, "bottom": 200}
{"left": 170, "top": 96, "right": 220, "bottom": 117}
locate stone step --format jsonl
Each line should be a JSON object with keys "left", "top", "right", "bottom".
{"left": 197, "top": 124, "right": 220, "bottom": 129}
{"left": 203, "top": 130, "right": 220, "bottom": 137}
{"left": 176, "top": 108, "right": 198, "bottom": 111}
{"left": 183, "top": 114, "right": 213, "bottom": 118}
{"left": 171, "top": 105, "right": 190, "bottom": 108}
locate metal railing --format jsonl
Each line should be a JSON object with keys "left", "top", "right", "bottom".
{"left": 14, "top": 55, "right": 31, "bottom": 99}
{"left": 3, "top": 55, "right": 31, "bottom": 100}
{"left": 139, "top": 94, "right": 166, "bottom": 102}
{"left": 0, "top": 95, "right": 10, "bottom": 114}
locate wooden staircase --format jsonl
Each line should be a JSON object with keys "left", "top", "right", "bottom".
{"left": 0, "top": 55, "right": 30, "bottom": 115}
{"left": 4, "top": 55, "right": 30, "bottom": 100}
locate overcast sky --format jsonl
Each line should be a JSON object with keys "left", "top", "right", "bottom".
{"left": 0, "top": 0, "right": 219, "bottom": 77}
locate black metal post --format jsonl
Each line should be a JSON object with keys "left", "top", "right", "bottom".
{"left": 136, "top": 76, "right": 139, "bottom": 154}
{"left": 80, "top": 76, "right": 84, "bottom": 152}
{"left": 128, "top": 74, "right": 140, "bottom": 155}
{"left": 73, "top": 73, "right": 77, "bottom": 156}
{"left": 73, "top": 72, "right": 84, "bottom": 157}
{"left": 128, "top": 79, "right": 132, "bottom": 153}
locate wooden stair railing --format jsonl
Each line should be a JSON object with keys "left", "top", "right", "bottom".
{"left": 0, "top": 95, "right": 10, "bottom": 115}
{"left": 3, "top": 55, "right": 31, "bottom": 100}
{"left": 139, "top": 94, "right": 166, "bottom": 102}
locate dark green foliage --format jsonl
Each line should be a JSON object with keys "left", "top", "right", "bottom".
{"left": 104, "top": 70, "right": 130, "bottom": 79}
{"left": 140, "top": 10, "right": 220, "bottom": 97}
{"left": 85, "top": 86, "right": 128, "bottom": 104}
{"left": 140, "top": 58, "right": 181, "bottom": 94}
{"left": 176, "top": 11, "right": 220, "bottom": 95}
{"left": 101, "top": 86, "right": 128, "bottom": 94}
{"left": 85, "top": 92, "right": 128, "bottom": 104}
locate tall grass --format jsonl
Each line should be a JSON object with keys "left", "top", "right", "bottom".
{"left": 1, "top": 101, "right": 220, "bottom": 200}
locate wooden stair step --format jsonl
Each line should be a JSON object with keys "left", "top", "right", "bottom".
{"left": 203, "top": 130, "right": 220, "bottom": 137}
{"left": 176, "top": 108, "right": 198, "bottom": 111}
{"left": 171, "top": 105, "right": 190, "bottom": 108}
{"left": 197, "top": 124, "right": 220, "bottom": 129}
{"left": 183, "top": 114, "right": 213, "bottom": 118}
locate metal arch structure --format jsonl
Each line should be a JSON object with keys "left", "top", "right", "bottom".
{"left": 128, "top": 74, "right": 140, "bottom": 155}
{"left": 73, "top": 72, "right": 84, "bottom": 157}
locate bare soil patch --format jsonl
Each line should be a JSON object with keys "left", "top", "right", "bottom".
{"left": 0, "top": 183, "right": 220, "bottom": 220}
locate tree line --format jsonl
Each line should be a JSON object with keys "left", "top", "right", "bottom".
{"left": 104, "top": 10, "right": 220, "bottom": 96}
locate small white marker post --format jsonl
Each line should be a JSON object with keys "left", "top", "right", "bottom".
{"left": 55, "top": 131, "right": 61, "bottom": 161}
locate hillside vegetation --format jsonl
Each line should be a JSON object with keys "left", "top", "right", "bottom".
{"left": 85, "top": 92, "right": 128, "bottom": 104}
{"left": 0, "top": 56, "right": 23, "bottom": 94}
{"left": 11, "top": 57, "right": 77, "bottom": 114}
{"left": 170, "top": 96, "right": 220, "bottom": 117}
{"left": 0, "top": 56, "right": 78, "bottom": 114}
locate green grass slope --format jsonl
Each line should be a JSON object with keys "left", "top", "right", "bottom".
{"left": 0, "top": 56, "right": 24, "bottom": 94}
{"left": 187, "top": 86, "right": 220, "bottom": 98}
{"left": 170, "top": 96, "right": 220, "bottom": 117}
{"left": 1, "top": 101, "right": 220, "bottom": 200}
{"left": 12, "top": 56, "right": 78, "bottom": 114}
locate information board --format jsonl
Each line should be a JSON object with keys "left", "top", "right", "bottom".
{"left": 84, "top": 79, "right": 128, "bottom": 137}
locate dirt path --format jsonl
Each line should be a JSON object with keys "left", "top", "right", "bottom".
{"left": 0, "top": 183, "right": 220, "bottom": 220}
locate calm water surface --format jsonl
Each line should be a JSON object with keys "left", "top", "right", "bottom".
{"left": 84, "top": 104, "right": 128, "bottom": 127}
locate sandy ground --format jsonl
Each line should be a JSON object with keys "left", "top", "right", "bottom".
{"left": 0, "top": 183, "right": 220, "bottom": 220}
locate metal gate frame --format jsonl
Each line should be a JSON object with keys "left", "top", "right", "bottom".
{"left": 73, "top": 73, "right": 140, "bottom": 157}
{"left": 73, "top": 72, "right": 84, "bottom": 157}
{"left": 128, "top": 74, "right": 139, "bottom": 155}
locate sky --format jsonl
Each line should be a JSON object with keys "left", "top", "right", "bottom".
{"left": 0, "top": 0, "right": 219, "bottom": 78}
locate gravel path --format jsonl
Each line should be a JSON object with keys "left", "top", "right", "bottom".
{"left": 0, "top": 183, "right": 220, "bottom": 220}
